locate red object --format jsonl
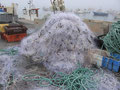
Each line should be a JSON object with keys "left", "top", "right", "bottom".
{"left": 1, "top": 33, "right": 27, "bottom": 42}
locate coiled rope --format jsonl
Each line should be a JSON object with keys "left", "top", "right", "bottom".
{"left": 22, "top": 67, "right": 98, "bottom": 90}
{"left": 103, "top": 21, "right": 120, "bottom": 54}
{"left": 0, "top": 48, "right": 18, "bottom": 55}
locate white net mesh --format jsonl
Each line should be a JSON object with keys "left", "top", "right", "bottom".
{"left": 94, "top": 70, "right": 120, "bottom": 90}
{"left": 20, "top": 13, "right": 97, "bottom": 73}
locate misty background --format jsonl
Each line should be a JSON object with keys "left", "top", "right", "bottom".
{"left": 0, "top": 0, "right": 120, "bottom": 18}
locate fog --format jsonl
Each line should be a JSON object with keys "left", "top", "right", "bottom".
{"left": 0, "top": 0, "right": 120, "bottom": 18}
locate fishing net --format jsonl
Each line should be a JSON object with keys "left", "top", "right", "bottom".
{"left": 94, "top": 70, "right": 120, "bottom": 90}
{"left": 1, "top": 12, "right": 119, "bottom": 90}
{"left": 22, "top": 68, "right": 120, "bottom": 90}
{"left": 20, "top": 13, "right": 97, "bottom": 73}
{"left": 103, "top": 21, "right": 120, "bottom": 54}
{"left": 0, "top": 48, "right": 120, "bottom": 90}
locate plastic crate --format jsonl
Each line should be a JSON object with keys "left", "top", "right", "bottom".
{"left": 1, "top": 33, "right": 27, "bottom": 42}
{"left": 108, "top": 59, "right": 114, "bottom": 70}
{"left": 102, "top": 57, "right": 108, "bottom": 68}
{"left": 113, "top": 61, "right": 120, "bottom": 72}
{"left": 0, "top": 14, "right": 13, "bottom": 23}
{"left": 110, "top": 53, "right": 120, "bottom": 60}
{"left": 102, "top": 55, "right": 120, "bottom": 72}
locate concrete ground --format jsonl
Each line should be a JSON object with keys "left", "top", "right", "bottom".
{"left": 0, "top": 39, "right": 19, "bottom": 49}
{"left": 0, "top": 19, "right": 45, "bottom": 49}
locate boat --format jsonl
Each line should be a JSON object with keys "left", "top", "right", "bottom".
{"left": 93, "top": 12, "right": 108, "bottom": 16}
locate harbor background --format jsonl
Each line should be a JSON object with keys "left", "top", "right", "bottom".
{"left": 0, "top": 0, "right": 120, "bottom": 19}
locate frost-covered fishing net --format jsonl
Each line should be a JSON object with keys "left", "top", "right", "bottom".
{"left": 20, "top": 13, "right": 97, "bottom": 73}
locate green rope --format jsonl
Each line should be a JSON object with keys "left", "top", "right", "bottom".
{"left": 0, "top": 48, "right": 18, "bottom": 55}
{"left": 22, "top": 67, "right": 98, "bottom": 90}
{"left": 102, "top": 21, "right": 120, "bottom": 54}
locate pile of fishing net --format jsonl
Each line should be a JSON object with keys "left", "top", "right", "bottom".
{"left": 0, "top": 13, "right": 120, "bottom": 90}
{"left": 20, "top": 13, "right": 97, "bottom": 73}
{"left": 0, "top": 53, "right": 119, "bottom": 90}
{"left": 103, "top": 21, "right": 120, "bottom": 54}
{"left": 0, "top": 48, "right": 119, "bottom": 90}
{"left": 0, "top": 47, "right": 49, "bottom": 90}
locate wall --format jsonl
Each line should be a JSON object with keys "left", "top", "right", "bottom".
{"left": 84, "top": 19, "right": 112, "bottom": 36}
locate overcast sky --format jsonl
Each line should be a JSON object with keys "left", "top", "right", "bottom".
{"left": 0, "top": 0, "right": 120, "bottom": 10}
{"left": 0, "top": 0, "right": 120, "bottom": 18}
